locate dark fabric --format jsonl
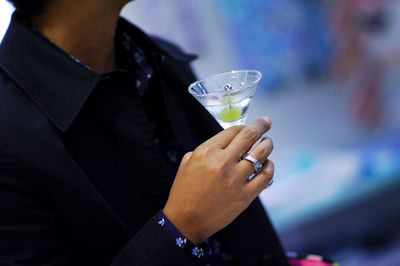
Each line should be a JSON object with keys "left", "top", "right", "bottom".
{"left": 153, "top": 210, "right": 213, "bottom": 263}
{"left": 110, "top": 218, "right": 193, "bottom": 266}
{"left": 0, "top": 13, "right": 289, "bottom": 266}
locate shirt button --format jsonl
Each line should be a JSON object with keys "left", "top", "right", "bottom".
{"left": 136, "top": 80, "right": 142, "bottom": 88}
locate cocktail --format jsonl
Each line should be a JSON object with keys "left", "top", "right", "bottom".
{"left": 188, "top": 70, "right": 261, "bottom": 129}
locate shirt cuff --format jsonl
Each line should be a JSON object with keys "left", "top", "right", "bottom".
{"left": 153, "top": 210, "right": 212, "bottom": 261}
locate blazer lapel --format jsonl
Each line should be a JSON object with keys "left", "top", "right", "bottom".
{"left": 155, "top": 59, "right": 223, "bottom": 153}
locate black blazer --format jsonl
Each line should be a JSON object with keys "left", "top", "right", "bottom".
{"left": 0, "top": 14, "right": 289, "bottom": 266}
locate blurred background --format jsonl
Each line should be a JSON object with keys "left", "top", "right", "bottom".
{"left": 1, "top": 0, "right": 400, "bottom": 265}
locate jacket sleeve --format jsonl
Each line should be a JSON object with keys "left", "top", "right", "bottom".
{"left": 0, "top": 149, "right": 194, "bottom": 266}
{"left": 111, "top": 218, "right": 194, "bottom": 266}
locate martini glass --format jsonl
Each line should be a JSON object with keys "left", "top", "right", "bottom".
{"left": 188, "top": 70, "right": 262, "bottom": 129}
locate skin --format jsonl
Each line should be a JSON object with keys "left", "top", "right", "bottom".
{"left": 31, "top": 0, "right": 275, "bottom": 245}
{"left": 31, "top": 0, "right": 131, "bottom": 72}
{"left": 164, "top": 119, "right": 275, "bottom": 244}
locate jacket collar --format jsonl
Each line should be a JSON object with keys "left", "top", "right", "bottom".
{"left": 0, "top": 13, "right": 197, "bottom": 132}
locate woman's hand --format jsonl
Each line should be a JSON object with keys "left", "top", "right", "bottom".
{"left": 163, "top": 117, "right": 274, "bottom": 244}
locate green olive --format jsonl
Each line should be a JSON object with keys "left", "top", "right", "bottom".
{"left": 219, "top": 106, "right": 242, "bottom": 122}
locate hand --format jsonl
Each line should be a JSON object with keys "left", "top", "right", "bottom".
{"left": 163, "top": 117, "right": 274, "bottom": 244}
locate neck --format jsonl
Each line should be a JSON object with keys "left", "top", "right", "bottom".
{"left": 32, "top": 0, "right": 128, "bottom": 73}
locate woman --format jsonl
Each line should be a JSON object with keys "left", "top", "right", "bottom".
{"left": 0, "top": 0, "right": 288, "bottom": 265}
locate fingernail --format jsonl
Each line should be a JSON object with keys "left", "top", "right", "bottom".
{"left": 268, "top": 178, "right": 274, "bottom": 187}
{"left": 263, "top": 178, "right": 274, "bottom": 191}
{"left": 262, "top": 117, "right": 272, "bottom": 126}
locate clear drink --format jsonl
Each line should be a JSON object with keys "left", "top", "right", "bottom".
{"left": 203, "top": 96, "right": 252, "bottom": 129}
{"left": 188, "top": 70, "right": 261, "bottom": 129}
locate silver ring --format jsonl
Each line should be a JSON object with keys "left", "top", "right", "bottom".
{"left": 241, "top": 153, "right": 263, "bottom": 174}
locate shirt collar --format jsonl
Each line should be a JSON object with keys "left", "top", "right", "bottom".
{"left": 0, "top": 13, "right": 197, "bottom": 132}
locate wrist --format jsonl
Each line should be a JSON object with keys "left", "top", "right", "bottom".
{"left": 154, "top": 210, "right": 213, "bottom": 261}
{"left": 163, "top": 206, "right": 206, "bottom": 245}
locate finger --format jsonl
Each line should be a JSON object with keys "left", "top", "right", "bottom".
{"left": 225, "top": 117, "right": 272, "bottom": 161}
{"left": 246, "top": 160, "right": 274, "bottom": 196}
{"left": 181, "top": 152, "right": 193, "bottom": 165}
{"left": 201, "top": 125, "right": 245, "bottom": 149}
{"left": 236, "top": 137, "right": 274, "bottom": 178}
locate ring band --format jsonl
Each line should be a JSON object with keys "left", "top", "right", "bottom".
{"left": 241, "top": 153, "right": 263, "bottom": 174}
